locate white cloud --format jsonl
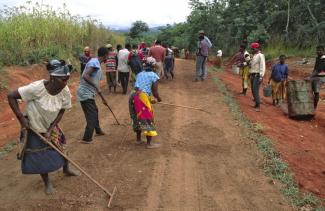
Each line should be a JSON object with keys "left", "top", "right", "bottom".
{"left": 1, "top": 0, "right": 191, "bottom": 28}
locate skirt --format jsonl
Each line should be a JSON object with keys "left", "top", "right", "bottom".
{"left": 21, "top": 129, "right": 65, "bottom": 174}
{"left": 129, "top": 90, "right": 157, "bottom": 136}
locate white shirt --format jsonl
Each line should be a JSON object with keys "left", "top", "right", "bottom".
{"left": 18, "top": 80, "right": 72, "bottom": 133}
{"left": 117, "top": 48, "right": 130, "bottom": 73}
{"left": 217, "top": 50, "right": 222, "bottom": 57}
{"left": 249, "top": 52, "right": 266, "bottom": 77}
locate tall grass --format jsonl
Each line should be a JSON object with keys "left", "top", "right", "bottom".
{"left": 265, "top": 37, "right": 316, "bottom": 60}
{"left": 0, "top": 1, "right": 124, "bottom": 67}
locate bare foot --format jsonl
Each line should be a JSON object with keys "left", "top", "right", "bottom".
{"left": 63, "top": 168, "right": 80, "bottom": 176}
{"left": 45, "top": 183, "right": 56, "bottom": 195}
{"left": 146, "top": 143, "right": 161, "bottom": 149}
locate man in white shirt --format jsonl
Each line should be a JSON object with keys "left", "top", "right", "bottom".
{"left": 249, "top": 42, "right": 265, "bottom": 112}
{"left": 118, "top": 43, "right": 131, "bottom": 94}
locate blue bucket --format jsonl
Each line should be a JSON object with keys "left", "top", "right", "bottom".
{"left": 263, "top": 85, "right": 272, "bottom": 97}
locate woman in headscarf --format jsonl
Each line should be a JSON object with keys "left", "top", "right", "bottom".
{"left": 7, "top": 60, "right": 79, "bottom": 194}
{"left": 129, "top": 57, "right": 162, "bottom": 149}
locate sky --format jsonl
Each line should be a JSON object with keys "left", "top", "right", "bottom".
{"left": 1, "top": 0, "right": 192, "bottom": 29}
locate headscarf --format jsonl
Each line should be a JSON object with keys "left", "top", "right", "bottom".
{"left": 250, "top": 42, "right": 260, "bottom": 49}
{"left": 47, "top": 60, "right": 71, "bottom": 77}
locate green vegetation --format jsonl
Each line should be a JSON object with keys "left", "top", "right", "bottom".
{"left": 156, "top": 0, "right": 324, "bottom": 57}
{"left": 0, "top": 2, "right": 124, "bottom": 67}
{"left": 211, "top": 72, "right": 324, "bottom": 210}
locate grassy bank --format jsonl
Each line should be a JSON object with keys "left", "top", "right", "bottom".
{"left": 0, "top": 2, "right": 124, "bottom": 68}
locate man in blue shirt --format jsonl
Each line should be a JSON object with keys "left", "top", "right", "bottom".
{"left": 77, "top": 47, "right": 109, "bottom": 143}
{"left": 268, "top": 55, "right": 289, "bottom": 106}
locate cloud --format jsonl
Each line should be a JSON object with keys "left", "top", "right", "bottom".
{"left": 1, "top": 0, "right": 191, "bottom": 27}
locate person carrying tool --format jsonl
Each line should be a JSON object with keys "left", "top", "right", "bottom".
{"left": 129, "top": 57, "right": 162, "bottom": 149}
{"left": 77, "top": 47, "right": 109, "bottom": 143}
{"left": 7, "top": 59, "right": 80, "bottom": 195}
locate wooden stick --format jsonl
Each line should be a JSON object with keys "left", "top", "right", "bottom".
{"left": 30, "top": 128, "right": 117, "bottom": 207}
{"left": 104, "top": 104, "right": 120, "bottom": 125}
{"left": 157, "top": 102, "right": 210, "bottom": 113}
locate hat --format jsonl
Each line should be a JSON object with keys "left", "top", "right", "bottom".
{"left": 47, "top": 60, "right": 70, "bottom": 77}
{"left": 198, "top": 30, "right": 205, "bottom": 34}
{"left": 250, "top": 42, "right": 260, "bottom": 49}
{"left": 106, "top": 44, "right": 112, "bottom": 48}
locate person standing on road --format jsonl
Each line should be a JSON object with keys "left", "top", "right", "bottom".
{"left": 129, "top": 57, "right": 162, "bottom": 149}
{"left": 77, "top": 47, "right": 109, "bottom": 143}
{"left": 309, "top": 45, "right": 325, "bottom": 109}
{"left": 117, "top": 43, "right": 131, "bottom": 94}
{"left": 105, "top": 44, "right": 118, "bottom": 93}
{"left": 194, "top": 30, "right": 212, "bottom": 81}
{"left": 149, "top": 40, "right": 165, "bottom": 78}
{"left": 249, "top": 42, "right": 266, "bottom": 112}
{"left": 7, "top": 59, "right": 80, "bottom": 195}
{"left": 79, "top": 46, "right": 91, "bottom": 76}
{"left": 268, "top": 55, "right": 289, "bottom": 106}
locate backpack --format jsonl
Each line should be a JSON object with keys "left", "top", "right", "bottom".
{"left": 128, "top": 52, "right": 143, "bottom": 75}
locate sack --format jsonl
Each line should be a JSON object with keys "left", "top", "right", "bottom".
{"left": 129, "top": 53, "right": 143, "bottom": 75}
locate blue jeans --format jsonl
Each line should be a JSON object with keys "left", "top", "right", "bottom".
{"left": 196, "top": 55, "right": 207, "bottom": 80}
{"left": 250, "top": 73, "right": 261, "bottom": 108}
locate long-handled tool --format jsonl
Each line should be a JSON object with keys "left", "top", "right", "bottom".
{"left": 30, "top": 128, "right": 117, "bottom": 208}
{"left": 104, "top": 104, "right": 121, "bottom": 125}
{"left": 157, "top": 102, "right": 211, "bottom": 114}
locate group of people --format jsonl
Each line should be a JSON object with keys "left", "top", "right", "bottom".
{"left": 6, "top": 28, "right": 325, "bottom": 197}
{"left": 233, "top": 43, "right": 325, "bottom": 111}
{"left": 79, "top": 40, "right": 175, "bottom": 95}
{"left": 7, "top": 41, "right": 167, "bottom": 194}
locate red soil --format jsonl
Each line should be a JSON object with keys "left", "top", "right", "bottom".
{"left": 217, "top": 57, "right": 325, "bottom": 199}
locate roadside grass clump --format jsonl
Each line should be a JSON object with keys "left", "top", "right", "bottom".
{"left": 0, "top": 141, "right": 17, "bottom": 159}
{"left": 0, "top": 1, "right": 124, "bottom": 67}
{"left": 212, "top": 75, "right": 324, "bottom": 210}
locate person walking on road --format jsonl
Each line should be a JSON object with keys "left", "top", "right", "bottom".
{"left": 129, "top": 57, "right": 162, "bottom": 149}
{"left": 105, "top": 44, "right": 118, "bottom": 93}
{"left": 249, "top": 42, "right": 265, "bottom": 112}
{"left": 149, "top": 40, "right": 165, "bottom": 78}
{"left": 7, "top": 59, "right": 79, "bottom": 194}
{"left": 164, "top": 44, "right": 175, "bottom": 80}
{"left": 195, "top": 30, "right": 212, "bottom": 81}
{"left": 77, "top": 47, "right": 109, "bottom": 143}
{"left": 309, "top": 45, "right": 325, "bottom": 109}
{"left": 117, "top": 44, "right": 131, "bottom": 94}
{"left": 268, "top": 55, "right": 289, "bottom": 106}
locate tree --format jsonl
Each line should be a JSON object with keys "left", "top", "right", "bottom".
{"left": 129, "top": 20, "right": 149, "bottom": 39}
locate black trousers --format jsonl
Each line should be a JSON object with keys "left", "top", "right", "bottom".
{"left": 119, "top": 72, "right": 129, "bottom": 94}
{"left": 80, "top": 99, "right": 102, "bottom": 141}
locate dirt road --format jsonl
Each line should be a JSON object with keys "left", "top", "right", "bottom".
{"left": 0, "top": 59, "right": 291, "bottom": 210}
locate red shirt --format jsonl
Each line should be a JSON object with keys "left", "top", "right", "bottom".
{"left": 149, "top": 45, "right": 165, "bottom": 62}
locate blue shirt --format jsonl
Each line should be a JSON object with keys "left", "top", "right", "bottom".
{"left": 271, "top": 63, "right": 288, "bottom": 82}
{"left": 77, "top": 58, "right": 103, "bottom": 101}
{"left": 135, "top": 70, "right": 160, "bottom": 95}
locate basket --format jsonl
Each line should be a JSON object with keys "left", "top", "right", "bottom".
{"left": 263, "top": 85, "right": 272, "bottom": 97}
